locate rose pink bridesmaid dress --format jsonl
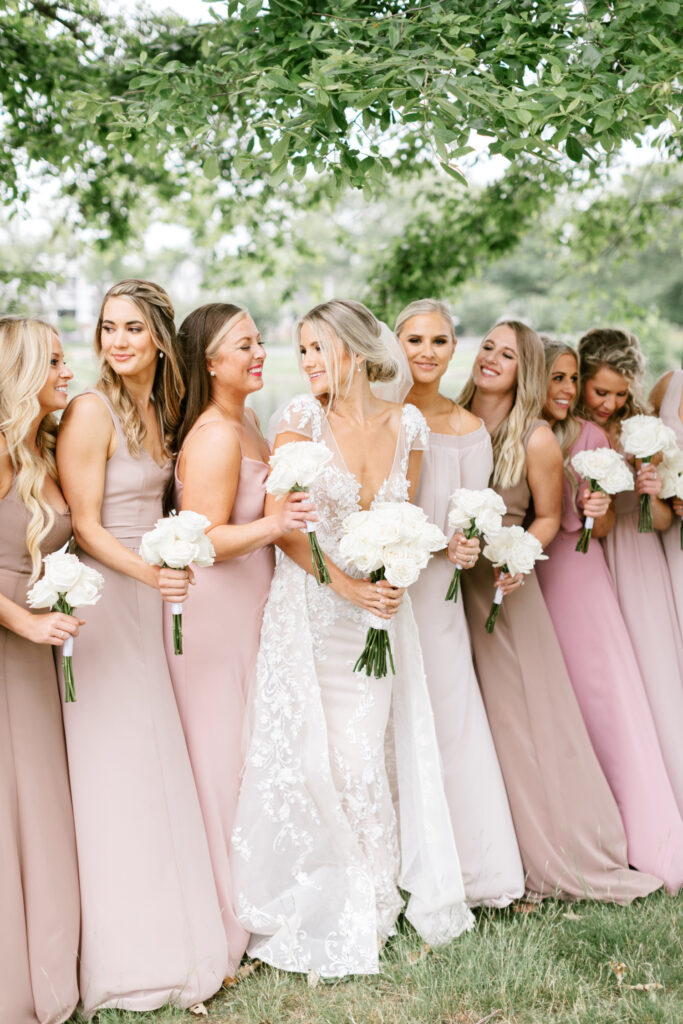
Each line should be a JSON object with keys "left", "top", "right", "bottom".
{"left": 659, "top": 369, "right": 683, "bottom": 632}
{"left": 462, "top": 421, "right": 661, "bottom": 903}
{"left": 164, "top": 421, "right": 275, "bottom": 977}
{"left": 61, "top": 391, "right": 226, "bottom": 1016}
{"left": 0, "top": 481, "right": 79, "bottom": 1024}
{"left": 411, "top": 423, "right": 524, "bottom": 906}
{"left": 537, "top": 418, "right": 681, "bottom": 892}
{"left": 602, "top": 432, "right": 683, "bottom": 813}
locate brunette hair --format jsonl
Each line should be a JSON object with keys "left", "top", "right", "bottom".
{"left": 458, "top": 320, "right": 545, "bottom": 488}
{"left": 576, "top": 328, "right": 649, "bottom": 432}
{"left": 94, "top": 279, "right": 184, "bottom": 457}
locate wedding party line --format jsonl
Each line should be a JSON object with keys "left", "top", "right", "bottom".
{"left": 1, "top": 280, "right": 682, "bottom": 1024}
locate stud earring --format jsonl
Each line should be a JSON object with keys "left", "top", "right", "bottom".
{"left": 210, "top": 370, "right": 216, "bottom": 377}
{"left": 357, "top": 362, "right": 362, "bottom": 373}
{"left": 158, "top": 351, "right": 164, "bottom": 360}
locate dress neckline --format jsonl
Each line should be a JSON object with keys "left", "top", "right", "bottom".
{"left": 324, "top": 405, "right": 405, "bottom": 512}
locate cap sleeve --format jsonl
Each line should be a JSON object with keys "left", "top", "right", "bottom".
{"left": 402, "top": 403, "right": 430, "bottom": 452}
{"left": 274, "top": 394, "right": 325, "bottom": 443}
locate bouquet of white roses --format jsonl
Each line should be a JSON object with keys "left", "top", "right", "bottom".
{"left": 445, "top": 488, "right": 506, "bottom": 602}
{"left": 620, "top": 415, "right": 677, "bottom": 533}
{"left": 570, "top": 447, "right": 634, "bottom": 553}
{"left": 266, "top": 440, "right": 333, "bottom": 584}
{"left": 482, "top": 525, "right": 547, "bottom": 633}
{"left": 27, "top": 550, "right": 104, "bottom": 701}
{"left": 658, "top": 444, "right": 683, "bottom": 549}
{"left": 139, "top": 510, "right": 215, "bottom": 655}
{"left": 339, "top": 502, "right": 446, "bottom": 677}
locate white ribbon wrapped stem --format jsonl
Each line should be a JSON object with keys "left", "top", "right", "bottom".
{"left": 584, "top": 516, "right": 595, "bottom": 530}
{"left": 171, "top": 602, "right": 183, "bottom": 616}
{"left": 62, "top": 635, "right": 74, "bottom": 657}
{"left": 305, "top": 520, "right": 318, "bottom": 534}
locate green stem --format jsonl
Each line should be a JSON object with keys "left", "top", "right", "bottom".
{"left": 173, "top": 612, "right": 183, "bottom": 655}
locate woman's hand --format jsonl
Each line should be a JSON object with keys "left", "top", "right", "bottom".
{"left": 494, "top": 566, "right": 523, "bottom": 597}
{"left": 447, "top": 532, "right": 480, "bottom": 569}
{"left": 673, "top": 497, "right": 683, "bottom": 518}
{"left": 154, "top": 566, "right": 195, "bottom": 604}
{"left": 635, "top": 460, "right": 662, "bottom": 498}
{"left": 21, "top": 610, "right": 85, "bottom": 646}
{"left": 334, "top": 574, "right": 405, "bottom": 620}
{"left": 273, "top": 491, "right": 317, "bottom": 536}
{"left": 582, "top": 488, "right": 611, "bottom": 519}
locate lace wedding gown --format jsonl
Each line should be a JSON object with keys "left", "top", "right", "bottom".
{"left": 232, "top": 395, "right": 474, "bottom": 977}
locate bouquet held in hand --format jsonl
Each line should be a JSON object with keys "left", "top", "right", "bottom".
{"left": 445, "top": 488, "right": 506, "bottom": 602}
{"left": 266, "top": 440, "right": 332, "bottom": 584}
{"left": 27, "top": 551, "right": 104, "bottom": 702}
{"left": 570, "top": 447, "right": 634, "bottom": 553}
{"left": 658, "top": 445, "right": 683, "bottom": 549}
{"left": 339, "top": 502, "right": 446, "bottom": 678}
{"left": 482, "top": 525, "right": 547, "bottom": 633}
{"left": 139, "top": 510, "right": 215, "bottom": 654}
{"left": 620, "top": 415, "right": 677, "bottom": 533}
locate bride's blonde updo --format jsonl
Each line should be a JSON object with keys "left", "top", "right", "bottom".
{"left": 296, "top": 299, "right": 400, "bottom": 402}
{"left": 0, "top": 316, "right": 60, "bottom": 581}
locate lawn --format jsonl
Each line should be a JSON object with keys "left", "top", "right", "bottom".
{"left": 69, "top": 891, "right": 681, "bottom": 1024}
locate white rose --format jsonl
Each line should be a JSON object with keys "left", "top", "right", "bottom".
{"left": 43, "top": 551, "right": 83, "bottom": 591}
{"left": 339, "top": 534, "right": 384, "bottom": 574}
{"left": 26, "top": 575, "right": 60, "bottom": 609}
{"left": 139, "top": 528, "right": 166, "bottom": 566}
{"left": 157, "top": 538, "right": 199, "bottom": 569}
{"left": 659, "top": 465, "right": 679, "bottom": 500}
{"left": 571, "top": 447, "right": 634, "bottom": 494}
{"left": 474, "top": 508, "right": 503, "bottom": 539}
{"left": 192, "top": 534, "right": 216, "bottom": 567}
{"left": 383, "top": 554, "right": 421, "bottom": 588}
{"left": 506, "top": 532, "right": 546, "bottom": 576}
{"left": 419, "top": 522, "right": 448, "bottom": 553}
{"left": 64, "top": 574, "right": 102, "bottom": 607}
{"left": 676, "top": 474, "right": 683, "bottom": 501}
{"left": 173, "top": 510, "right": 212, "bottom": 542}
{"left": 620, "top": 415, "right": 671, "bottom": 460}
{"left": 266, "top": 441, "right": 332, "bottom": 495}
{"left": 448, "top": 507, "right": 473, "bottom": 532}
{"left": 368, "top": 516, "right": 405, "bottom": 547}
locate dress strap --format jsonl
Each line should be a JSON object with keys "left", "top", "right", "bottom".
{"left": 74, "top": 388, "right": 125, "bottom": 441}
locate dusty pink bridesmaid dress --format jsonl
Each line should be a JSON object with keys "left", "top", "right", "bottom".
{"left": 602, "top": 439, "right": 683, "bottom": 813}
{"left": 462, "top": 421, "right": 661, "bottom": 903}
{"left": 537, "top": 419, "right": 681, "bottom": 892}
{"left": 62, "top": 391, "right": 226, "bottom": 1016}
{"left": 411, "top": 423, "right": 524, "bottom": 906}
{"left": 659, "top": 369, "right": 683, "bottom": 631}
{"left": 0, "top": 482, "right": 79, "bottom": 1024}
{"left": 164, "top": 421, "right": 275, "bottom": 977}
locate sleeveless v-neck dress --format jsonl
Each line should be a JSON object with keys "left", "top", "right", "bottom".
{"left": 0, "top": 481, "right": 79, "bottom": 1024}
{"left": 61, "top": 390, "right": 226, "bottom": 1015}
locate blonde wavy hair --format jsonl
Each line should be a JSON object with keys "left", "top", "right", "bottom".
{"left": 542, "top": 337, "right": 582, "bottom": 498}
{"left": 296, "top": 299, "right": 399, "bottom": 405}
{"left": 458, "top": 320, "right": 545, "bottom": 489}
{"left": 94, "top": 279, "right": 184, "bottom": 456}
{"left": 576, "top": 328, "right": 649, "bottom": 437}
{"left": 394, "top": 298, "right": 456, "bottom": 341}
{"left": 0, "top": 316, "right": 60, "bottom": 582}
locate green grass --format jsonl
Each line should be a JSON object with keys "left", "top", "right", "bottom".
{"left": 68, "top": 891, "right": 681, "bottom": 1024}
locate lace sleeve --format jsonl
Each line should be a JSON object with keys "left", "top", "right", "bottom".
{"left": 403, "top": 404, "right": 430, "bottom": 452}
{"left": 275, "top": 394, "right": 325, "bottom": 442}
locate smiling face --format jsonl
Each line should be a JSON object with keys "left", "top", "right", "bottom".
{"left": 398, "top": 312, "right": 455, "bottom": 385}
{"left": 35, "top": 334, "right": 73, "bottom": 417}
{"left": 472, "top": 323, "right": 519, "bottom": 395}
{"left": 543, "top": 352, "right": 578, "bottom": 424}
{"left": 207, "top": 314, "right": 265, "bottom": 394}
{"left": 99, "top": 295, "right": 159, "bottom": 380}
{"left": 582, "top": 365, "right": 630, "bottom": 426}
{"left": 298, "top": 321, "right": 352, "bottom": 398}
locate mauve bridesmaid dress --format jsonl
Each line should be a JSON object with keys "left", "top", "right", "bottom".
{"left": 164, "top": 420, "right": 275, "bottom": 976}
{"left": 0, "top": 482, "right": 79, "bottom": 1024}
{"left": 62, "top": 391, "right": 226, "bottom": 1016}
{"left": 537, "top": 418, "right": 680, "bottom": 892}
{"left": 659, "top": 369, "right": 683, "bottom": 632}
{"left": 410, "top": 422, "right": 524, "bottom": 907}
{"left": 462, "top": 421, "right": 661, "bottom": 903}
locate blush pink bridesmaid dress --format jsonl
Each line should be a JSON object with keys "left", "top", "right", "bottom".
{"left": 164, "top": 420, "right": 275, "bottom": 977}
{"left": 62, "top": 391, "right": 226, "bottom": 1016}
{"left": 537, "top": 419, "right": 681, "bottom": 892}
{"left": 659, "top": 369, "right": 683, "bottom": 632}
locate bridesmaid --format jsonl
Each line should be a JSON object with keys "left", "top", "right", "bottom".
{"left": 650, "top": 367, "right": 683, "bottom": 631}
{"left": 56, "top": 280, "right": 226, "bottom": 1015}
{"left": 0, "top": 317, "right": 81, "bottom": 1024}
{"left": 460, "top": 320, "right": 659, "bottom": 902}
{"left": 537, "top": 338, "right": 680, "bottom": 891}
{"left": 395, "top": 299, "right": 524, "bottom": 907}
{"left": 577, "top": 329, "right": 683, "bottom": 813}
{"left": 165, "top": 303, "right": 312, "bottom": 977}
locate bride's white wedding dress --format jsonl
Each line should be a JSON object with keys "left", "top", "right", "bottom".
{"left": 232, "top": 395, "right": 474, "bottom": 977}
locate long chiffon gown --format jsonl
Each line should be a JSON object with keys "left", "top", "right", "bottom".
{"left": 602, "top": 438, "right": 683, "bottom": 813}
{"left": 0, "top": 484, "right": 80, "bottom": 1024}
{"left": 659, "top": 369, "right": 683, "bottom": 632}
{"left": 462, "top": 420, "right": 661, "bottom": 903}
{"left": 410, "top": 422, "right": 524, "bottom": 907}
{"left": 62, "top": 390, "right": 226, "bottom": 1015}
{"left": 232, "top": 395, "right": 474, "bottom": 977}
{"left": 537, "top": 419, "right": 680, "bottom": 891}
{"left": 164, "top": 421, "right": 275, "bottom": 977}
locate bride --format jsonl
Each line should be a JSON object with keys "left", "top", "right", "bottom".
{"left": 231, "top": 299, "right": 474, "bottom": 977}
